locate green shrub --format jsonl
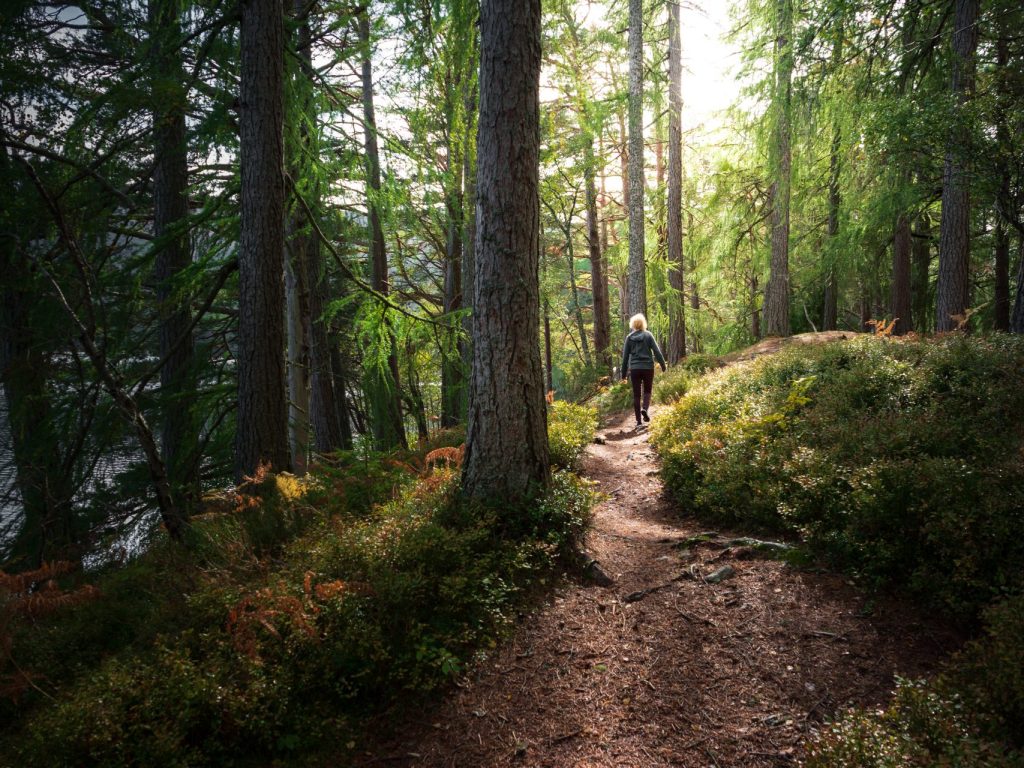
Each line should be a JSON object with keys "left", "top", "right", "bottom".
{"left": 805, "top": 678, "right": 1018, "bottom": 768}
{"left": 592, "top": 376, "right": 633, "bottom": 415}
{"left": 947, "top": 592, "right": 1024, "bottom": 746}
{"left": 5, "top": 464, "right": 595, "bottom": 767}
{"left": 547, "top": 401, "right": 598, "bottom": 470}
{"left": 592, "top": 354, "right": 721, "bottom": 414}
{"left": 651, "top": 335, "right": 1024, "bottom": 618}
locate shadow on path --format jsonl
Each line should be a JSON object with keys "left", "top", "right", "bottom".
{"left": 352, "top": 407, "right": 958, "bottom": 768}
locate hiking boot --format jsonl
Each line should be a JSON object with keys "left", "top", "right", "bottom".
{"left": 641, "top": 408, "right": 650, "bottom": 422}
{"left": 635, "top": 421, "right": 643, "bottom": 430}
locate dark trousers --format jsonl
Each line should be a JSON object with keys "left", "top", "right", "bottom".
{"left": 630, "top": 369, "right": 655, "bottom": 423}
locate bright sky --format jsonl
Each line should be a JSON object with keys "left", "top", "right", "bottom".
{"left": 570, "top": 0, "right": 744, "bottom": 149}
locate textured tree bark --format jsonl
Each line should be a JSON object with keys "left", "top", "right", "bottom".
{"left": 626, "top": 0, "right": 647, "bottom": 319}
{"left": 286, "top": 1, "right": 311, "bottom": 472}
{"left": 994, "top": 34, "right": 1011, "bottom": 332}
{"left": 996, "top": 218, "right": 1011, "bottom": 331}
{"left": 235, "top": 0, "right": 290, "bottom": 481}
{"left": 328, "top": 334, "right": 354, "bottom": 447}
{"left": 892, "top": 213, "right": 914, "bottom": 335}
{"left": 0, "top": 256, "right": 73, "bottom": 567}
{"left": 461, "top": 78, "right": 478, "bottom": 398}
{"left": 822, "top": 274, "right": 838, "bottom": 332}
{"left": 441, "top": 30, "right": 477, "bottom": 430}
{"left": 1012, "top": 234, "right": 1024, "bottom": 333}
{"left": 912, "top": 213, "right": 932, "bottom": 331}
{"left": 462, "top": 0, "right": 549, "bottom": 501}
{"left": 750, "top": 273, "right": 761, "bottom": 340}
{"left": 441, "top": 160, "right": 465, "bottom": 427}
{"left": 936, "top": 0, "right": 979, "bottom": 332}
{"left": 291, "top": 0, "right": 344, "bottom": 457}
{"left": 150, "top": 0, "right": 196, "bottom": 501}
{"left": 284, "top": 233, "right": 310, "bottom": 474}
{"left": 666, "top": 0, "right": 686, "bottom": 364}
{"left": 822, "top": 117, "right": 841, "bottom": 331}
{"left": 763, "top": 0, "right": 793, "bottom": 337}
{"left": 585, "top": 134, "right": 610, "bottom": 372}
{"left": 359, "top": 11, "right": 407, "bottom": 450}
{"left": 544, "top": 298, "right": 554, "bottom": 393}
{"left": 565, "top": 234, "right": 591, "bottom": 367}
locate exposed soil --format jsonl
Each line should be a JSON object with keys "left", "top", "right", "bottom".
{"left": 717, "top": 331, "right": 862, "bottom": 365}
{"left": 352, "top": 405, "right": 958, "bottom": 767}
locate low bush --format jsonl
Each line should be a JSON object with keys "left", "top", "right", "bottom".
{"left": 650, "top": 335, "right": 1024, "bottom": 619}
{"left": 547, "top": 400, "right": 598, "bottom": 470}
{"left": 3, "top": 462, "right": 595, "bottom": 767}
{"left": 946, "top": 592, "right": 1024, "bottom": 746}
{"left": 648, "top": 335, "right": 1024, "bottom": 763}
{"left": 591, "top": 353, "right": 721, "bottom": 415}
{"left": 805, "top": 678, "right": 1018, "bottom": 768}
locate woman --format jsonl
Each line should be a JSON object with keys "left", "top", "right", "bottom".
{"left": 620, "top": 313, "right": 666, "bottom": 429}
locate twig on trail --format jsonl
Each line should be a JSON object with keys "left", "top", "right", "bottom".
{"left": 622, "top": 568, "right": 697, "bottom": 603}
{"left": 675, "top": 607, "right": 716, "bottom": 626}
{"left": 548, "top": 728, "right": 583, "bottom": 744}
{"left": 803, "top": 630, "right": 846, "bottom": 641}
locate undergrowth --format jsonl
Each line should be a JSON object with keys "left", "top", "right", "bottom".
{"left": 591, "top": 352, "right": 721, "bottom": 415}
{"left": 651, "top": 334, "right": 1024, "bottom": 618}
{"left": 0, "top": 425, "right": 595, "bottom": 767}
{"left": 649, "top": 334, "right": 1024, "bottom": 762}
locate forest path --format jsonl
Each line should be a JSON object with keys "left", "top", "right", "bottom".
{"left": 353, "top": 406, "right": 955, "bottom": 768}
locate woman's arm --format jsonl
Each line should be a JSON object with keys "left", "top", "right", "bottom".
{"left": 620, "top": 336, "right": 630, "bottom": 379}
{"left": 650, "top": 333, "right": 667, "bottom": 370}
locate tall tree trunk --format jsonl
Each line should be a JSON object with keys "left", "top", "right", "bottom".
{"left": 0, "top": 255, "right": 73, "bottom": 568}
{"left": 236, "top": 0, "right": 290, "bottom": 481}
{"left": 994, "top": 33, "right": 1011, "bottom": 332}
{"left": 328, "top": 332, "right": 354, "bottom": 448}
{"left": 306, "top": 245, "right": 345, "bottom": 452}
{"left": 359, "top": 11, "right": 407, "bottom": 450}
{"left": 441, "top": 153, "right": 465, "bottom": 428}
{"left": 750, "top": 273, "right": 761, "bottom": 340}
{"left": 289, "top": 0, "right": 344, "bottom": 462}
{"left": 462, "top": 0, "right": 548, "bottom": 501}
{"left": 822, "top": 114, "right": 841, "bottom": 331}
{"left": 584, "top": 134, "right": 610, "bottom": 372}
{"left": 860, "top": 283, "right": 872, "bottom": 331}
{"left": 1012, "top": 233, "right": 1024, "bottom": 333}
{"left": 935, "top": 0, "right": 979, "bottom": 332}
{"left": 599, "top": 136, "right": 610, "bottom": 257}
{"left": 626, "top": 0, "right": 647, "bottom": 319}
{"left": 763, "top": 0, "right": 793, "bottom": 337}
{"left": 441, "top": 39, "right": 475, "bottom": 428}
{"left": 284, "top": 233, "right": 310, "bottom": 473}
{"left": 996, "top": 217, "right": 1011, "bottom": 331}
{"left": 565, "top": 235, "right": 591, "bottom": 367}
{"left": 892, "top": 213, "right": 914, "bottom": 334}
{"left": 461, "top": 78, "right": 478, "bottom": 396}
{"left": 544, "top": 298, "right": 554, "bottom": 393}
{"left": 150, "top": 0, "right": 196, "bottom": 503}
{"left": 666, "top": 0, "right": 685, "bottom": 363}
{"left": 404, "top": 339, "right": 430, "bottom": 443}
{"left": 912, "top": 213, "right": 932, "bottom": 331}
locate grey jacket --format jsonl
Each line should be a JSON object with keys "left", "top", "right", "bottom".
{"left": 621, "top": 330, "right": 666, "bottom": 376}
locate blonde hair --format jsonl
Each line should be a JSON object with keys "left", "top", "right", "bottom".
{"left": 629, "top": 313, "right": 647, "bottom": 332}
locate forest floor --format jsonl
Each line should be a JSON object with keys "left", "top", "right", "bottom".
{"left": 353, "top": 401, "right": 959, "bottom": 768}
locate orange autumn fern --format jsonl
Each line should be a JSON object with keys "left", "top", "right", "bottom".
{"left": 1, "top": 561, "right": 100, "bottom": 703}
{"left": 226, "top": 583, "right": 318, "bottom": 661}
{"left": 866, "top": 318, "right": 898, "bottom": 337}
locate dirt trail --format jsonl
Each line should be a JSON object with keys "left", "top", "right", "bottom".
{"left": 354, "top": 406, "right": 956, "bottom": 767}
